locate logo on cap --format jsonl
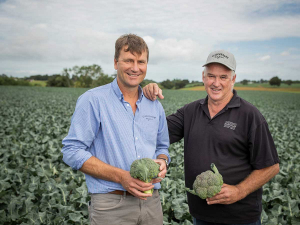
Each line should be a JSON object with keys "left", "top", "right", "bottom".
{"left": 212, "top": 53, "right": 229, "bottom": 59}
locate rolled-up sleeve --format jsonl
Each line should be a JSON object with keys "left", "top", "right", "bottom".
{"left": 62, "top": 91, "right": 101, "bottom": 170}
{"left": 155, "top": 102, "right": 171, "bottom": 163}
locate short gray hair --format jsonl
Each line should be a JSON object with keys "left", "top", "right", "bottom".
{"left": 203, "top": 66, "right": 235, "bottom": 80}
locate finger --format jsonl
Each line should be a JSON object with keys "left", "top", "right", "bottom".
{"left": 152, "top": 178, "right": 163, "bottom": 184}
{"left": 157, "top": 89, "right": 164, "bottom": 99}
{"left": 133, "top": 179, "right": 154, "bottom": 191}
{"left": 221, "top": 183, "right": 229, "bottom": 188}
{"left": 153, "top": 84, "right": 159, "bottom": 99}
{"left": 130, "top": 190, "right": 151, "bottom": 200}
{"left": 134, "top": 183, "right": 154, "bottom": 192}
{"left": 130, "top": 185, "right": 153, "bottom": 197}
{"left": 215, "top": 188, "right": 226, "bottom": 195}
{"left": 143, "top": 86, "right": 150, "bottom": 99}
{"left": 151, "top": 84, "right": 157, "bottom": 100}
{"left": 153, "top": 159, "right": 164, "bottom": 170}
{"left": 206, "top": 198, "right": 226, "bottom": 205}
{"left": 207, "top": 193, "right": 227, "bottom": 203}
{"left": 158, "top": 169, "right": 166, "bottom": 178}
{"left": 207, "top": 190, "right": 226, "bottom": 201}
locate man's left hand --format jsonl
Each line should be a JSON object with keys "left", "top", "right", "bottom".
{"left": 206, "top": 183, "right": 245, "bottom": 205}
{"left": 152, "top": 159, "right": 167, "bottom": 184}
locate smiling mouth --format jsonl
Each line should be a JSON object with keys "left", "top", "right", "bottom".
{"left": 211, "top": 88, "right": 221, "bottom": 92}
{"left": 127, "top": 73, "right": 140, "bottom": 77}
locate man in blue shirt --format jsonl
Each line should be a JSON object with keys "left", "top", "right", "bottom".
{"left": 62, "top": 34, "right": 170, "bottom": 225}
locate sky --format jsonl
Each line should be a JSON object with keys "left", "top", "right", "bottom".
{"left": 0, "top": 0, "right": 300, "bottom": 82}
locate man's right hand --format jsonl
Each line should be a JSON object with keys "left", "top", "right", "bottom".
{"left": 143, "top": 83, "right": 164, "bottom": 101}
{"left": 120, "top": 171, "right": 154, "bottom": 200}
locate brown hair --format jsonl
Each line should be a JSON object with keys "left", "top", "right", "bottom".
{"left": 114, "top": 34, "right": 149, "bottom": 62}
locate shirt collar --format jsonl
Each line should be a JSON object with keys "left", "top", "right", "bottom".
{"left": 112, "top": 78, "right": 123, "bottom": 101}
{"left": 137, "top": 86, "right": 144, "bottom": 102}
{"left": 199, "top": 89, "right": 240, "bottom": 109}
{"left": 227, "top": 89, "right": 240, "bottom": 109}
{"left": 112, "top": 78, "right": 144, "bottom": 102}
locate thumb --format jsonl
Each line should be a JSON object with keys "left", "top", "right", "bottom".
{"left": 157, "top": 89, "right": 164, "bottom": 99}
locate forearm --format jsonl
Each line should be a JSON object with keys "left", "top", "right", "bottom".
{"left": 167, "top": 109, "right": 184, "bottom": 144}
{"left": 79, "top": 156, "right": 127, "bottom": 184}
{"left": 236, "top": 163, "right": 280, "bottom": 199}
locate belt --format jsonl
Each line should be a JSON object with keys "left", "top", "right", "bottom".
{"left": 108, "top": 190, "right": 133, "bottom": 196}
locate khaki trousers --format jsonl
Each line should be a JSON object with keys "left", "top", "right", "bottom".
{"left": 88, "top": 190, "right": 163, "bottom": 225}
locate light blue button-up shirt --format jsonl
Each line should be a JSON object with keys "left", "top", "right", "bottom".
{"left": 62, "top": 78, "right": 170, "bottom": 194}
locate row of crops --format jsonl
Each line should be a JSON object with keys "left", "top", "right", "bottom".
{"left": 0, "top": 86, "right": 299, "bottom": 224}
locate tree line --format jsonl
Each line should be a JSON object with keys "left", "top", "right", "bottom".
{"left": 1, "top": 64, "right": 299, "bottom": 88}
{"left": 240, "top": 77, "right": 299, "bottom": 86}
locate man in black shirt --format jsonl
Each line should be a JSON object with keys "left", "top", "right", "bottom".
{"left": 143, "top": 50, "right": 280, "bottom": 225}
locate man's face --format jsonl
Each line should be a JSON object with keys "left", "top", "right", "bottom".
{"left": 114, "top": 46, "right": 147, "bottom": 90}
{"left": 202, "top": 63, "right": 236, "bottom": 103}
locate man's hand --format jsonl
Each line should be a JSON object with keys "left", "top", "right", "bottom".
{"left": 152, "top": 159, "right": 167, "bottom": 184}
{"left": 120, "top": 171, "right": 154, "bottom": 200}
{"left": 207, "top": 164, "right": 279, "bottom": 205}
{"left": 206, "top": 183, "right": 246, "bottom": 205}
{"left": 143, "top": 83, "right": 164, "bottom": 101}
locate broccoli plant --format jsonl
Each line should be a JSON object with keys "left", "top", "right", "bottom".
{"left": 186, "top": 163, "right": 223, "bottom": 199}
{"left": 130, "top": 158, "right": 162, "bottom": 194}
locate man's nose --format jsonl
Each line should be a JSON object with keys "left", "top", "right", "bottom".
{"left": 131, "top": 61, "right": 138, "bottom": 72}
{"left": 213, "top": 77, "right": 220, "bottom": 86}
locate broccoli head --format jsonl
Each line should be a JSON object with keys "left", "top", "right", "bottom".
{"left": 186, "top": 163, "right": 223, "bottom": 199}
{"left": 130, "top": 158, "right": 162, "bottom": 194}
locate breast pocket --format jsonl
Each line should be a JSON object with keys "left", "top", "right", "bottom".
{"left": 140, "top": 116, "right": 159, "bottom": 142}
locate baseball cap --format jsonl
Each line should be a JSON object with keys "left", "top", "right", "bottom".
{"left": 202, "top": 50, "right": 236, "bottom": 71}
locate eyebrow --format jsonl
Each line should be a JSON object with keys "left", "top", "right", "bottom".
{"left": 207, "top": 73, "right": 228, "bottom": 76}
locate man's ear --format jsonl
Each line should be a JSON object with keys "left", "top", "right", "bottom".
{"left": 114, "top": 59, "right": 118, "bottom": 70}
{"left": 232, "top": 74, "right": 236, "bottom": 83}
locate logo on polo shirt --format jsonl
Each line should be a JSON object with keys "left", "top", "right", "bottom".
{"left": 224, "top": 121, "right": 237, "bottom": 130}
{"left": 212, "top": 53, "right": 229, "bottom": 59}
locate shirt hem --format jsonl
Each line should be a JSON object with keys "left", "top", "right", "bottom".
{"left": 191, "top": 213, "right": 260, "bottom": 224}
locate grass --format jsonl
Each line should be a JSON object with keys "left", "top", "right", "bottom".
{"left": 29, "top": 80, "right": 47, "bottom": 87}
{"left": 182, "top": 83, "right": 300, "bottom": 93}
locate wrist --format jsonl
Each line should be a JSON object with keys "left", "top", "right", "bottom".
{"left": 235, "top": 184, "right": 248, "bottom": 200}
{"left": 117, "top": 169, "right": 129, "bottom": 184}
{"left": 157, "top": 157, "right": 169, "bottom": 169}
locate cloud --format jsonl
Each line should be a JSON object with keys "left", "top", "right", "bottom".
{"left": 258, "top": 55, "right": 271, "bottom": 61}
{"left": 143, "top": 36, "right": 210, "bottom": 64}
{"left": 0, "top": 0, "right": 300, "bottom": 81}
{"left": 281, "top": 51, "right": 290, "bottom": 56}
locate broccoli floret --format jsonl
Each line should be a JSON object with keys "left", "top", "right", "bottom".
{"left": 130, "top": 158, "right": 162, "bottom": 194}
{"left": 186, "top": 163, "right": 223, "bottom": 199}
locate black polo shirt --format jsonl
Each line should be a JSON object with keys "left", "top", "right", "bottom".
{"left": 167, "top": 90, "right": 279, "bottom": 224}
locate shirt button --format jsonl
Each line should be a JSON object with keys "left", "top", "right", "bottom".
{"left": 138, "top": 156, "right": 140, "bottom": 158}
{"left": 135, "top": 137, "right": 138, "bottom": 140}
{"left": 127, "top": 104, "right": 130, "bottom": 107}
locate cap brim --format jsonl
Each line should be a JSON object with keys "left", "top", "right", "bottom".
{"left": 202, "top": 62, "right": 235, "bottom": 71}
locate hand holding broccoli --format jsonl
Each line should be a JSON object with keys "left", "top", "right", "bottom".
{"left": 130, "top": 158, "right": 163, "bottom": 194}
{"left": 186, "top": 163, "right": 223, "bottom": 199}
{"left": 119, "top": 171, "right": 154, "bottom": 200}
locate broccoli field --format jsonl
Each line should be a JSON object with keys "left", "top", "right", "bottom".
{"left": 0, "top": 86, "right": 299, "bottom": 224}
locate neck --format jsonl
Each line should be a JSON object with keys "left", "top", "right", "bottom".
{"left": 117, "top": 79, "right": 139, "bottom": 101}
{"left": 207, "top": 91, "right": 233, "bottom": 118}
